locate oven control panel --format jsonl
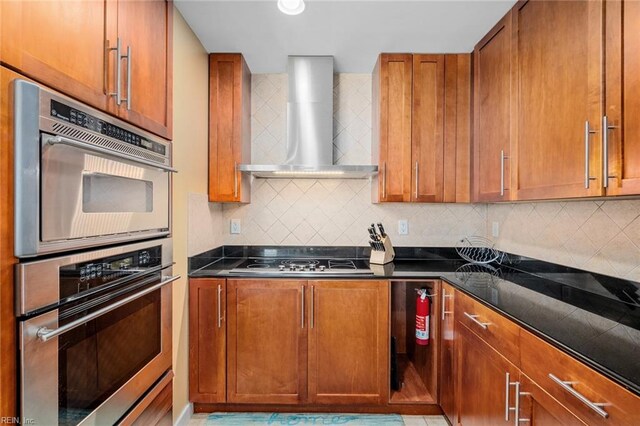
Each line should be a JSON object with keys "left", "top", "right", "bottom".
{"left": 50, "top": 99, "right": 166, "bottom": 155}
{"left": 60, "top": 246, "right": 163, "bottom": 299}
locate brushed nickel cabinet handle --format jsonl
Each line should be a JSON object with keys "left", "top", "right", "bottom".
{"left": 217, "top": 284, "right": 222, "bottom": 328}
{"left": 382, "top": 162, "right": 387, "bottom": 200}
{"left": 602, "top": 116, "right": 618, "bottom": 188}
{"left": 505, "top": 373, "right": 520, "bottom": 423}
{"left": 301, "top": 286, "right": 305, "bottom": 329}
{"left": 441, "top": 290, "right": 453, "bottom": 321}
{"left": 107, "top": 38, "right": 122, "bottom": 105}
{"left": 234, "top": 162, "right": 238, "bottom": 199}
{"left": 500, "top": 150, "right": 509, "bottom": 197}
{"left": 584, "top": 121, "right": 597, "bottom": 189}
{"left": 126, "top": 45, "right": 132, "bottom": 110}
{"left": 414, "top": 161, "right": 419, "bottom": 199}
{"left": 548, "top": 373, "right": 609, "bottom": 418}
{"left": 310, "top": 285, "right": 315, "bottom": 328}
{"left": 464, "top": 312, "right": 490, "bottom": 329}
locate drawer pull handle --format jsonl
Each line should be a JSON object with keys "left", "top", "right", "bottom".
{"left": 548, "top": 373, "right": 609, "bottom": 418}
{"left": 464, "top": 312, "right": 490, "bottom": 329}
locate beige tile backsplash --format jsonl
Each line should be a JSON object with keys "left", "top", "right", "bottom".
{"left": 188, "top": 72, "right": 640, "bottom": 281}
{"left": 488, "top": 200, "right": 640, "bottom": 281}
{"left": 221, "top": 73, "right": 485, "bottom": 248}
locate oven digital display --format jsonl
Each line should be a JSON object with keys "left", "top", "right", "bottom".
{"left": 50, "top": 99, "right": 166, "bottom": 155}
{"left": 110, "top": 256, "right": 133, "bottom": 270}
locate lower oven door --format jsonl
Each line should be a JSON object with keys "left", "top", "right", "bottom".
{"left": 20, "top": 271, "right": 177, "bottom": 426}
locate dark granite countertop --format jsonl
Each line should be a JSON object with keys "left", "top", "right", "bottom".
{"left": 189, "top": 245, "right": 640, "bottom": 396}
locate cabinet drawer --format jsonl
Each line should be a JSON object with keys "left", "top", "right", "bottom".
{"left": 455, "top": 292, "right": 520, "bottom": 364}
{"left": 521, "top": 330, "right": 640, "bottom": 426}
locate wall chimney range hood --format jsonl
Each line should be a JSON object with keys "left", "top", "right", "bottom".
{"left": 238, "top": 56, "right": 378, "bottom": 179}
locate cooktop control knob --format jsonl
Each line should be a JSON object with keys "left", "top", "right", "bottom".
{"left": 309, "top": 265, "right": 316, "bottom": 271}
{"left": 279, "top": 265, "right": 285, "bottom": 271}
{"left": 319, "top": 265, "right": 326, "bottom": 271}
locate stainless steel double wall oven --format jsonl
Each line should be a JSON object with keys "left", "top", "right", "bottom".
{"left": 13, "top": 79, "right": 177, "bottom": 425}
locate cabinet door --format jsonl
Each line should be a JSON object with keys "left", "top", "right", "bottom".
{"left": 457, "top": 323, "right": 519, "bottom": 426}
{"left": 0, "top": 0, "right": 113, "bottom": 111}
{"left": 373, "top": 54, "right": 412, "bottom": 202}
{"left": 307, "top": 280, "right": 388, "bottom": 404}
{"left": 116, "top": 0, "right": 172, "bottom": 139}
{"left": 518, "top": 373, "right": 586, "bottom": 426}
{"left": 227, "top": 280, "right": 306, "bottom": 404}
{"left": 439, "top": 283, "right": 456, "bottom": 424}
{"left": 512, "top": 0, "right": 603, "bottom": 200}
{"left": 412, "top": 54, "right": 445, "bottom": 202}
{"left": 209, "top": 54, "right": 251, "bottom": 203}
{"left": 605, "top": 0, "right": 640, "bottom": 196}
{"left": 189, "top": 279, "right": 226, "bottom": 403}
{"left": 473, "top": 13, "right": 512, "bottom": 202}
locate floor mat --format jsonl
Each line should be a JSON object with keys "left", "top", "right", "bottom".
{"left": 205, "top": 412, "right": 405, "bottom": 425}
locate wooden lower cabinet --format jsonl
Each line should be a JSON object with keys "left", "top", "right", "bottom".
{"left": 439, "top": 283, "right": 456, "bottom": 423}
{"left": 226, "top": 279, "right": 307, "bottom": 404}
{"left": 518, "top": 373, "right": 585, "bottom": 426}
{"left": 457, "top": 323, "right": 519, "bottom": 426}
{"left": 189, "top": 279, "right": 226, "bottom": 403}
{"left": 308, "top": 280, "right": 389, "bottom": 405}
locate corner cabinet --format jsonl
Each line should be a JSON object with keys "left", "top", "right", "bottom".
{"left": 209, "top": 53, "right": 251, "bottom": 203}
{"left": 189, "top": 279, "right": 226, "bottom": 403}
{"left": 372, "top": 53, "right": 471, "bottom": 203}
{"left": 604, "top": 0, "right": 640, "bottom": 196}
{"left": 0, "top": 0, "right": 173, "bottom": 139}
{"left": 473, "top": 13, "right": 513, "bottom": 202}
{"left": 510, "top": 0, "right": 603, "bottom": 200}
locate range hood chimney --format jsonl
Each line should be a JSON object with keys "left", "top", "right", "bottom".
{"left": 238, "top": 56, "right": 378, "bottom": 179}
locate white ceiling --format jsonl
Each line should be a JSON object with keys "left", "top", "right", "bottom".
{"left": 175, "top": 0, "right": 516, "bottom": 73}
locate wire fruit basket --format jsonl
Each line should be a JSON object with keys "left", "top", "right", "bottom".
{"left": 455, "top": 236, "right": 503, "bottom": 264}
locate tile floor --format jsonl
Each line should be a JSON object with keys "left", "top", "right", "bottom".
{"left": 189, "top": 413, "right": 449, "bottom": 426}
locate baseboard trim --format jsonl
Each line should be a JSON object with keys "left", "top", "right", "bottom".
{"left": 175, "top": 402, "right": 193, "bottom": 426}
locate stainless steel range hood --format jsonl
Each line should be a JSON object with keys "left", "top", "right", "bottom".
{"left": 238, "top": 56, "right": 378, "bottom": 179}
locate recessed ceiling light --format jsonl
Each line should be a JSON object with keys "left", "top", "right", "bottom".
{"left": 278, "top": 0, "right": 305, "bottom": 16}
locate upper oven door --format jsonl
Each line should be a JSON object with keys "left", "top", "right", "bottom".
{"left": 40, "top": 133, "right": 170, "bottom": 242}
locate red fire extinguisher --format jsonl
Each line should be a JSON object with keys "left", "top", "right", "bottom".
{"left": 416, "top": 289, "right": 430, "bottom": 346}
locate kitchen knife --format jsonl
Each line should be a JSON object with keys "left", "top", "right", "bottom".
{"left": 377, "top": 223, "right": 386, "bottom": 238}
{"left": 370, "top": 223, "right": 381, "bottom": 240}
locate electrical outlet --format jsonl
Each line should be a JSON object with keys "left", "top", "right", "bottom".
{"left": 492, "top": 221, "right": 500, "bottom": 238}
{"left": 230, "top": 219, "right": 241, "bottom": 234}
{"left": 398, "top": 219, "right": 409, "bottom": 235}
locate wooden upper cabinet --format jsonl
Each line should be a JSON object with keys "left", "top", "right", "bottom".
{"left": 226, "top": 279, "right": 306, "bottom": 404}
{"left": 189, "top": 279, "right": 226, "bottom": 403}
{"left": 115, "top": 0, "right": 172, "bottom": 139}
{"left": 209, "top": 53, "right": 251, "bottom": 203}
{"left": 604, "top": 0, "right": 640, "bottom": 196}
{"left": 307, "top": 280, "right": 388, "bottom": 405}
{"left": 473, "top": 12, "right": 513, "bottom": 202}
{"left": 0, "top": 0, "right": 112, "bottom": 111}
{"left": 0, "top": 0, "right": 173, "bottom": 139}
{"left": 457, "top": 323, "right": 520, "bottom": 426}
{"left": 412, "top": 55, "right": 445, "bottom": 202}
{"left": 373, "top": 54, "right": 413, "bottom": 202}
{"left": 511, "top": 0, "right": 603, "bottom": 200}
{"left": 373, "top": 53, "right": 470, "bottom": 203}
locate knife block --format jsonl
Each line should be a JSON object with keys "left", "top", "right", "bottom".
{"left": 369, "top": 235, "right": 395, "bottom": 265}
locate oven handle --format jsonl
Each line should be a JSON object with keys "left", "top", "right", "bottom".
{"left": 36, "top": 274, "right": 180, "bottom": 342}
{"left": 45, "top": 135, "right": 178, "bottom": 173}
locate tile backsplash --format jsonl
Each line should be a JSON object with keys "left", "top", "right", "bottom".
{"left": 222, "top": 73, "right": 484, "bottom": 247}
{"left": 189, "top": 72, "right": 640, "bottom": 282}
{"left": 488, "top": 200, "right": 640, "bottom": 281}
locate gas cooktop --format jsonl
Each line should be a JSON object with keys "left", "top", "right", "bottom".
{"left": 228, "top": 258, "right": 373, "bottom": 275}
